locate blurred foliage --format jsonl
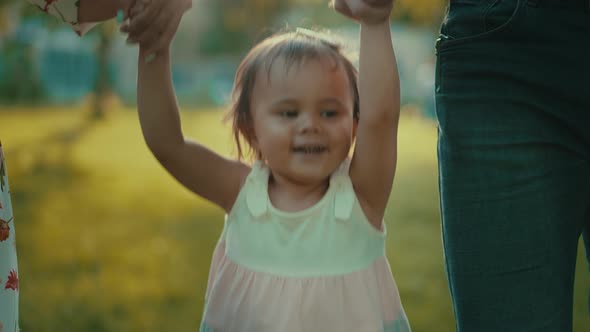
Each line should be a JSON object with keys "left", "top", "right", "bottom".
{"left": 0, "top": 39, "right": 46, "bottom": 103}
{"left": 199, "top": 0, "right": 290, "bottom": 55}
{"left": 393, "top": 0, "right": 447, "bottom": 26}
{"left": 0, "top": 1, "right": 118, "bottom": 116}
{"left": 292, "top": 0, "right": 447, "bottom": 27}
{"left": 197, "top": 0, "right": 446, "bottom": 55}
{"left": 91, "top": 20, "right": 119, "bottom": 119}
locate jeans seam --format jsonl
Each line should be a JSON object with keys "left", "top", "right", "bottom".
{"left": 483, "top": 0, "right": 502, "bottom": 31}
{"left": 436, "top": 0, "right": 523, "bottom": 54}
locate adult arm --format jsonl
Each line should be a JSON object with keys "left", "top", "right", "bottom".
{"left": 26, "top": 0, "right": 134, "bottom": 35}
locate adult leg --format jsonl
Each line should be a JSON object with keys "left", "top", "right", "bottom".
{"left": 435, "top": 0, "right": 590, "bottom": 330}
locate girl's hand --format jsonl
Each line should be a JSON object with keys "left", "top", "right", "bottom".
{"left": 120, "top": 0, "right": 192, "bottom": 55}
{"left": 330, "top": 0, "right": 394, "bottom": 25}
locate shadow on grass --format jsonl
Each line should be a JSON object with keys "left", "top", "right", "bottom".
{"left": 7, "top": 117, "right": 98, "bottom": 225}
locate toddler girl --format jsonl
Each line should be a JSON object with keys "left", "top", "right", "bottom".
{"left": 134, "top": 0, "right": 410, "bottom": 330}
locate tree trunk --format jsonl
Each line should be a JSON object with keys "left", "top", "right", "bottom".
{"left": 91, "top": 23, "right": 116, "bottom": 120}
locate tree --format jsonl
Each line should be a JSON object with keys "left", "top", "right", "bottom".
{"left": 293, "top": 0, "right": 446, "bottom": 27}
{"left": 91, "top": 20, "right": 118, "bottom": 119}
{"left": 393, "top": 0, "right": 446, "bottom": 27}
{"left": 199, "top": 0, "right": 291, "bottom": 55}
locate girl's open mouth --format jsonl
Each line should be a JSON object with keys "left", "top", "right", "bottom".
{"left": 292, "top": 145, "right": 328, "bottom": 154}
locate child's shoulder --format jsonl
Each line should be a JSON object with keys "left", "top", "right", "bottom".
{"left": 220, "top": 160, "right": 253, "bottom": 213}
{"left": 237, "top": 161, "right": 254, "bottom": 188}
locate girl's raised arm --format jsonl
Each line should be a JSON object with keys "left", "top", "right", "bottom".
{"left": 333, "top": 0, "right": 399, "bottom": 229}
{"left": 136, "top": 47, "right": 250, "bottom": 213}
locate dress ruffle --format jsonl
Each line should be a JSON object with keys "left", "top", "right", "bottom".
{"left": 201, "top": 241, "right": 410, "bottom": 332}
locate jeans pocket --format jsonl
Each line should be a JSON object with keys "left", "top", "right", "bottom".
{"left": 436, "top": 0, "right": 523, "bottom": 54}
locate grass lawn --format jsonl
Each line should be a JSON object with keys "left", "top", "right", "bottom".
{"left": 1, "top": 106, "right": 589, "bottom": 331}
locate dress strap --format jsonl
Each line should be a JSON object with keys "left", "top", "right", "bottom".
{"left": 331, "top": 159, "right": 355, "bottom": 221}
{"left": 245, "top": 160, "right": 269, "bottom": 218}
{"left": 245, "top": 159, "right": 355, "bottom": 220}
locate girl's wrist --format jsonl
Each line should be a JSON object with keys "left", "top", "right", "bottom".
{"left": 360, "top": 19, "right": 390, "bottom": 30}
{"left": 140, "top": 47, "right": 170, "bottom": 64}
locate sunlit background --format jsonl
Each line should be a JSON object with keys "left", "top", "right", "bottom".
{"left": 0, "top": 0, "right": 589, "bottom": 331}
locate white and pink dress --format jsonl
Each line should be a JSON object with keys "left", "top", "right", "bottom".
{"left": 200, "top": 160, "right": 411, "bottom": 332}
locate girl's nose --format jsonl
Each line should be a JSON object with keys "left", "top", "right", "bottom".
{"left": 299, "top": 114, "right": 321, "bottom": 133}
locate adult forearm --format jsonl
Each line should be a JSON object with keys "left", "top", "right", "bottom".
{"left": 78, "top": 0, "right": 134, "bottom": 23}
{"left": 136, "top": 48, "right": 184, "bottom": 157}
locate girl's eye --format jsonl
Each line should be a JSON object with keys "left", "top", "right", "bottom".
{"left": 280, "top": 111, "right": 298, "bottom": 118}
{"left": 321, "top": 110, "right": 338, "bottom": 118}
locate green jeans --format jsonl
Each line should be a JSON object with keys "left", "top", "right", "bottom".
{"left": 435, "top": 0, "right": 590, "bottom": 330}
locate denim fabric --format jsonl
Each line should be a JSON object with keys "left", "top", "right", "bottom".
{"left": 435, "top": 0, "right": 590, "bottom": 330}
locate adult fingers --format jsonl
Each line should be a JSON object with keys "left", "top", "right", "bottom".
{"left": 120, "top": 1, "right": 148, "bottom": 34}
{"left": 131, "top": 6, "right": 169, "bottom": 47}
{"left": 330, "top": 0, "right": 355, "bottom": 20}
{"left": 125, "top": 0, "right": 165, "bottom": 37}
{"left": 129, "top": 1, "right": 145, "bottom": 19}
{"left": 181, "top": 0, "right": 193, "bottom": 11}
{"left": 144, "top": 13, "right": 182, "bottom": 56}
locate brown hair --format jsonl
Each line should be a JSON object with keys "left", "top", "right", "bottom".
{"left": 224, "top": 28, "right": 360, "bottom": 161}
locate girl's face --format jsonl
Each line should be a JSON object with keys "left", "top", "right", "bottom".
{"left": 249, "top": 56, "right": 357, "bottom": 186}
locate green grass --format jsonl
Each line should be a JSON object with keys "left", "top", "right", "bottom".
{"left": 1, "top": 106, "right": 589, "bottom": 331}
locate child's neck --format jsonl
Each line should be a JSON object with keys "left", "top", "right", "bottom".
{"left": 267, "top": 173, "right": 330, "bottom": 213}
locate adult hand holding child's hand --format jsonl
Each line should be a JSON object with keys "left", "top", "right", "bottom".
{"left": 120, "top": 0, "right": 192, "bottom": 56}
{"left": 331, "top": 0, "right": 394, "bottom": 25}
